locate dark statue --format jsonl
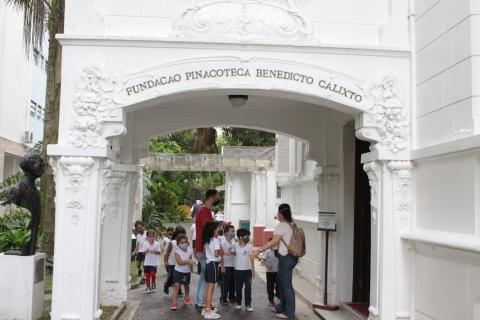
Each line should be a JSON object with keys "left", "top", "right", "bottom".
{"left": 1, "top": 150, "right": 44, "bottom": 256}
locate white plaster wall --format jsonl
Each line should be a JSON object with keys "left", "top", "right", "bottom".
{"left": 65, "top": 0, "right": 409, "bottom": 48}
{"left": 415, "top": 151, "right": 479, "bottom": 235}
{"left": 415, "top": 0, "right": 480, "bottom": 148}
{"left": 0, "top": 2, "right": 33, "bottom": 144}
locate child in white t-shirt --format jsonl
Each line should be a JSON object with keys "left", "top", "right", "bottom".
{"left": 164, "top": 226, "right": 186, "bottom": 296}
{"left": 170, "top": 235, "right": 195, "bottom": 310}
{"left": 233, "top": 228, "right": 255, "bottom": 312}
{"left": 139, "top": 230, "right": 161, "bottom": 294}
{"left": 220, "top": 224, "right": 236, "bottom": 304}
{"left": 202, "top": 222, "right": 222, "bottom": 319}
{"left": 263, "top": 238, "right": 279, "bottom": 306}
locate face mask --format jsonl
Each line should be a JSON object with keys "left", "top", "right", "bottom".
{"left": 213, "top": 200, "right": 220, "bottom": 207}
{"left": 179, "top": 243, "right": 188, "bottom": 250}
{"left": 227, "top": 232, "right": 235, "bottom": 239}
{"left": 243, "top": 236, "right": 250, "bottom": 244}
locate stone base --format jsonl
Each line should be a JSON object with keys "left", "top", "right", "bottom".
{"left": 0, "top": 253, "right": 45, "bottom": 320}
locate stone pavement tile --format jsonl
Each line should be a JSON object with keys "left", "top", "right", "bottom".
{"left": 127, "top": 267, "right": 318, "bottom": 320}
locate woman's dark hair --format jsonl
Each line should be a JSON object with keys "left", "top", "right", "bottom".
{"left": 203, "top": 222, "right": 220, "bottom": 245}
{"left": 205, "top": 189, "right": 218, "bottom": 200}
{"left": 278, "top": 203, "right": 293, "bottom": 222}
{"left": 134, "top": 220, "right": 144, "bottom": 228}
{"left": 224, "top": 225, "right": 234, "bottom": 233}
{"left": 236, "top": 228, "right": 250, "bottom": 238}
{"left": 172, "top": 225, "right": 186, "bottom": 242}
{"left": 176, "top": 235, "right": 188, "bottom": 243}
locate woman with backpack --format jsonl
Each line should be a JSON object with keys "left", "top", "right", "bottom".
{"left": 252, "top": 203, "right": 305, "bottom": 320}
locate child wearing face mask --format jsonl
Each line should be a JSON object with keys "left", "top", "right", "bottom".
{"left": 220, "top": 224, "right": 236, "bottom": 304}
{"left": 170, "top": 235, "right": 194, "bottom": 310}
{"left": 233, "top": 228, "right": 255, "bottom": 312}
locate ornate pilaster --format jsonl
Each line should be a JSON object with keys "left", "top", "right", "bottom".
{"left": 100, "top": 165, "right": 139, "bottom": 306}
{"left": 50, "top": 156, "right": 105, "bottom": 320}
{"left": 388, "top": 161, "right": 414, "bottom": 230}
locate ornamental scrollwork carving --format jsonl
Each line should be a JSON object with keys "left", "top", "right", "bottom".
{"left": 358, "top": 76, "right": 410, "bottom": 154}
{"left": 57, "top": 157, "right": 95, "bottom": 225}
{"left": 70, "top": 66, "right": 124, "bottom": 149}
{"left": 363, "top": 161, "right": 381, "bottom": 224}
{"left": 173, "top": 0, "right": 312, "bottom": 43}
{"left": 388, "top": 161, "right": 413, "bottom": 229}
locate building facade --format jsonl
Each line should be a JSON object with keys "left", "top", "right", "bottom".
{"left": 0, "top": 2, "right": 47, "bottom": 182}
{"left": 46, "top": 1, "right": 480, "bottom": 319}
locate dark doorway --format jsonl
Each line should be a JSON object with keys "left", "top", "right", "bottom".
{"left": 352, "top": 138, "right": 371, "bottom": 304}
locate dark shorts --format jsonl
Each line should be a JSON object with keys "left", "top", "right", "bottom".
{"left": 205, "top": 262, "right": 219, "bottom": 283}
{"left": 136, "top": 252, "right": 145, "bottom": 262}
{"left": 144, "top": 265, "right": 157, "bottom": 273}
{"left": 173, "top": 270, "right": 191, "bottom": 285}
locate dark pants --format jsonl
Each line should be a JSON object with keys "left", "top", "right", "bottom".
{"left": 276, "top": 255, "right": 298, "bottom": 318}
{"left": 266, "top": 271, "right": 279, "bottom": 302}
{"left": 164, "top": 265, "right": 182, "bottom": 295}
{"left": 221, "top": 267, "right": 236, "bottom": 302}
{"left": 235, "top": 270, "right": 252, "bottom": 307}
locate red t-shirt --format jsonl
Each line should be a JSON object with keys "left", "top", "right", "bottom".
{"left": 195, "top": 206, "right": 214, "bottom": 253}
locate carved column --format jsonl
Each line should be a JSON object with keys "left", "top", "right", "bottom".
{"left": 49, "top": 156, "right": 105, "bottom": 320}
{"left": 364, "top": 160, "right": 414, "bottom": 320}
{"left": 99, "top": 164, "right": 138, "bottom": 306}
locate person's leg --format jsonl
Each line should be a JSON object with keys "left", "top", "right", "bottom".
{"left": 196, "top": 253, "right": 207, "bottom": 307}
{"left": 276, "top": 256, "right": 287, "bottom": 314}
{"left": 185, "top": 285, "right": 190, "bottom": 298}
{"left": 204, "top": 283, "right": 214, "bottom": 312}
{"left": 151, "top": 268, "right": 157, "bottom": 289}
{"left": 227, "top": 267, "right": 236, "bottom": 302}
{"left": 274, "top": 272, "right": 280, "bottom": 299}
{"left": 245, "top": 270, "right": 252, "bottom": 307}
{"left": 281, "top": 255, "right": 298, "bottom": 318}
{"left": 267, "top": 272, "right": 275, "bottom": 302}
{"left": 220, "top": 269, "right": 227, "bottom": 302}
{"left": 172, "top": 282, "right": 180, "bottom": 306}
{"left": 235, "top": 270, "right": 243, "bottom": 306}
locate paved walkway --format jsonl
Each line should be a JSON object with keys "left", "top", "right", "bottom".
{"left": 124, "top": 267, "right": 318, "bottom": 320}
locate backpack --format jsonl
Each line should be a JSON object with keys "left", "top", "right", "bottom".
{"left": 281, "top": 221, "right": 306, "bottom": 257}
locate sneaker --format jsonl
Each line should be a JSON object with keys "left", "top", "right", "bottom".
{"left": 201, "top": 309, "right": 207, "bottom": 316}
{"left": 275, "top": 314, "right": 288, "bottom": 319}
{"left": 268, "top": 300, "right": 275, "bottom": 306}
{"left": 151, "top": 282, "right": 156, "bottom": 290}
{"left": 145, "top": 287, "right": 152, "bottom": 294}
{"left": 246, "top": 306, "right": 254, "bottom": 312}
{"left": 204, "top": 311, "right": 221, "bottom": 319}
{"left": 220, "top": 300, "right": 228, "bottom": 305}
{"left": 184, "top": 296, "right": 193, "bottom": 305}
{"left": 170, "top": 304, "right": 177, "bottom": 310}
{"left": 234, "top": 304, "right": 242, "bottom": 310}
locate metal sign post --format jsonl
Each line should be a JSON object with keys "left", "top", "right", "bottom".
{"left": 312, "top": 212, "right": 339, "bottom": 311}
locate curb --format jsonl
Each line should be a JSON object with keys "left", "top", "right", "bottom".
{"left": 110, "top": 302, "right": 127, "bottom": 320}
{"left": 130, "top": 277, "right": 143, "bottom": 290}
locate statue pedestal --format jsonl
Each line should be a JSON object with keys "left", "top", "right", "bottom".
{"left": 0, "top": 253, "right": 45, "bottom": 320}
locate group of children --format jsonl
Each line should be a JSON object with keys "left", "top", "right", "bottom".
{"left": 132, "top": 220, "right": 280, "bottom": 319}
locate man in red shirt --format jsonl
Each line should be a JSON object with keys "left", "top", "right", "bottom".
{"left": 195, "top": 189, "right": 220, "bottom": 309}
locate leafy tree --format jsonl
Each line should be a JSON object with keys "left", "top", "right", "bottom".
{"left": 4, "top": 0, "right": 65, "bottom": 255}
{"left": 222, "top": 128, "right": 276, "bottom": 146}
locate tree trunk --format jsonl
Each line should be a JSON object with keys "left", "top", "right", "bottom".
{"left": 40, "top": 1, "right": 64, "bottom": 256}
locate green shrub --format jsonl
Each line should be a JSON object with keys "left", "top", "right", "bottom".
{"left": 0, "top": 208, "right": 33, "bottom": 252}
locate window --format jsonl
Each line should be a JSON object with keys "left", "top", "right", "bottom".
{"left": 276, "top": 183, "right": 282, "bottom": 199}
{"left": 30, "top": 101, "right": 37, "bottom": 117}
{"left": 37, "top": 105, "right": 43, "bottom": 119}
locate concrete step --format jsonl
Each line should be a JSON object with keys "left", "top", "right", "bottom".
{"left": 314, "top": 308, "right": 358, "bottom": 320}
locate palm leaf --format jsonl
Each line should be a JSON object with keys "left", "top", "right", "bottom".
{"left": 5, "top": 0, "right": 49, "bottom": 54}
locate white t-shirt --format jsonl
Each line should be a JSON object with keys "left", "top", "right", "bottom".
{"left": 174, "top": 247, "right": 193, "bottom": 273}
{"left": 233, "top": 243, "right": 252, "bottom": 271}
{"left": 264, "top": 249, "right": 279, "bottom": 273}
{"left": 221, "top": 239, "right": 235, "bottom": 267}
{"left": 205, "top": 238, "right": 221, "bottom": 263}
{"left": 140, "top": 240, "right": 161, "bottom": 267}
{"left": 168, "top": 240, "right": 178, "bottom": 266}
{"left": 136, "top": 232, "right": 147, "bottom": 248}
{"left": 161, "top": 237, "right": 171, "bottom": 252}
{"left": 191, "top": 224, "right": 196, "bottom": 241}
{"left": 274, "top": 222, "right": 293, "bottom": 256}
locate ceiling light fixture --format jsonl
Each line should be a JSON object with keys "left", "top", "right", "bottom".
{"left": 228, "top": 95, "right": 248, "bottom": 108}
